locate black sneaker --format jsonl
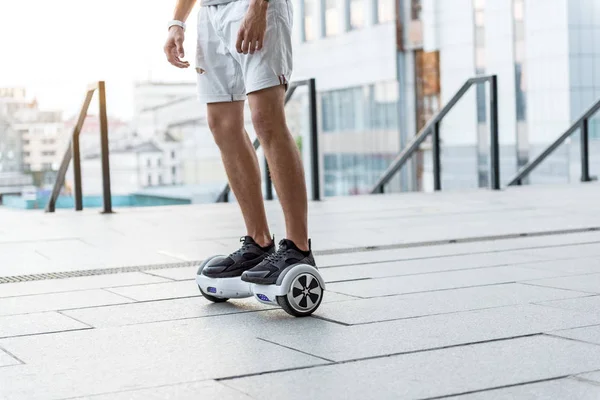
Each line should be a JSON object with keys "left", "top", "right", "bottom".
{"left": 241, "top": 239, "right": 316, "bottom": 285}
{"left": 202, "top": 236, "right": 275, "bottom": 278}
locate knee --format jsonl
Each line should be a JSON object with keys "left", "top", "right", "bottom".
{"left": 251, "top": 109, "right": 278, "bottom": 146}
{"left": 207, "top": 114, "right": 240, "bottom": 150}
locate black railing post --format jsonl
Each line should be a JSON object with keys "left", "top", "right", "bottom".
{"left": 432, "top": 123, "right": 442, "bottom": 191}
{"left": 308, "top": 78, "right": 320, "bottom": 201}
{"left": 581, "top": 118, "right": 591, "bottom": 182}
{"left": 98, "top": 81, "right": 113, "bottom": 214}
{"left": 72, "top": 132, "right": 83, "bottom": 211}
{"left": 489, "top": 75, "right": 501, "bottom": 190}
{"left": 265, "top": 157, "right": 274, "bottom": 200}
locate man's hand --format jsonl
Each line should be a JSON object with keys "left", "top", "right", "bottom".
{"left": 164, "top": 26, "right": 190, "bottom": 68}
{"left": 236, "top": 1, "right": 268, "bottom": 54}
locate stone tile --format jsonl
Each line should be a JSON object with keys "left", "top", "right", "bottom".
{"left": 537, "top": 295, "right": 600, "bottom": 315}
{"left": 62, "top": 296, "right": 274, "bottom": 327}
{"left": 316, "top": 284, "right": 587, "bottom": 325}
{"left": 0, "top": 348, "right": 20, "bottom": 367}
{"left": 144, "top": 267, "right": 197, "bottom": 281}
{"left": 107, "top": 281, "right": 200, "bottom": 302}
{"left": 327, "top": 266, "right": 568, "bottom": 298}
{"left": 526, "top": 273, "right": 600, "bottom": 294}
{"left": 452, "top": 379, "right": 600, "bottom": 399}
{"left": 552, "top": 325, "right": 600, "bottom": 345}
{"left": 0, "top": 312, "right": 89, "bottom": 338}
{"left": 316, "top": 246, "right": 542, "bottom": 269}
{"left": 321, "top": 291, "right": 357, "bottom": 303}
{"left": 579, "top": 371, "right": 600, "bottom": 384}
{"left": 517, "top": 244, "right": 600, "bottom": 260}
{"left": 258, "top": 304, "right": 600, "bottom": 362}
{"left": 74, "top": 381, "right": 253, "bottom": 400}
{"left": 0, "top": 273, "right": 169, "bottom": 298}
{"left": 0, "top": 316, "right": 327, "bottom": 400}
{"left": 226, "top": 336, "right": 600, "bottom": 400}
{"left": 0, "top": 289, "right": 133, "bottom": 316}
{"left": 518, "top": 257, "right": 600, "bottom": 275}
{"left": 320, "top": 253, "right": 558, "bottom": 283}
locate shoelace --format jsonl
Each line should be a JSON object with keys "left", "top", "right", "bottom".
{"left": 264, "top": 241, "right": 289, "bottom": 264}
{"left": 231, "top": 237, "right": 252, "bottom": 257}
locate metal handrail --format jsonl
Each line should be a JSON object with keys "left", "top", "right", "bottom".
{"left": 46, "top": 82, "right": 113, "bottom": 213}
{"left": 370, "top": 75, "right": 500, "bottom": 193}
{"left": 507, "top": 98, "right": 600, "bottom": 186}
{"left": 216, "top": 78, "right": 320, "bottom": 202}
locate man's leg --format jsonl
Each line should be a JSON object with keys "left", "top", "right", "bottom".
{"left": 207, "top": 101, "right": 272, "bottom": 247}
{"left": 248, "top": 86, "right": 309, "bottom": 251}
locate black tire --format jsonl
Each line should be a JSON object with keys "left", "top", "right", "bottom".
{"left": 198, "top": 285, "right": 229, "bottom": 303}
{"left": 276, "top": 273, "right": 324, "bottom": 317}
{"left": 277, "top": 294, "right": 322, "bottom": 317}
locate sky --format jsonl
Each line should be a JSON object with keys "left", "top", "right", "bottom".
{"left": 0, "top": 0, "right": 200, "bottom": 121}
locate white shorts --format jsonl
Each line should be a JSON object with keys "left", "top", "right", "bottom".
{"left": 195, "top": 0, "right": 294, "bottom": 103}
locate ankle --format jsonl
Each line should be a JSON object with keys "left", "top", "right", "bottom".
{"left": 287, "top": 237, "right": 310, "bottom": 253}
{"left": 251, "top": 233, "right": 273, "bottom": 248}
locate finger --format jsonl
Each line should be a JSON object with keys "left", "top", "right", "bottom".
{"left": 167, "top": 50, "right": 189, "bottom": 68}
{"left": 249, "top": 38, "right": 257, "bottom": 54}
{"left": 256, "top": 37, "right": 263, "bottom": 51}
{"left": 175, "top": 39, "right": 185, "bottom": 58}
{"left": 242, "top": 35, "right": 250, "bottom": 54}
{"left": 236, "top": 29, "right": 244, "bottom": 53}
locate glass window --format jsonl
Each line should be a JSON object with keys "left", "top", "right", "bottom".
{"left": 147, "top": 175, "right": 152, "bottom": 186}
{"left": 377, "top": 0, "right": 394, "bottom": 23}
{"left": 304, "top": 0, "right": 316, "bottom": 41}
{"left": 350, "top": 0, "right": 365, "bottom": 30}
{"left": 171, "top": 151, "right": 176, "bottom": 159}
{"left": 146, "top": 159, "right": 151, "bottom": 167}
{"left": 157, "top": 158, "right": 162, "bottom": 167}
{"left": 325, "top": 0, "right": 339, "bottom": 36}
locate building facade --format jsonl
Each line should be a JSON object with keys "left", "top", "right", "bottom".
{"left": 289, "top": 0, "right": 600, "bottom": 195}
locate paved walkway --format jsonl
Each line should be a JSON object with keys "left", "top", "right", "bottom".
{"left": 2, "top": 183, "right": 600, "bottom": 399}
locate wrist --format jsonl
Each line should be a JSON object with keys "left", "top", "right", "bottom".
{"left": 168, "top": 20, "right": 186, "bottom": 31}
{"left": 249, "top": 0, "right": 268, "bottom": 12}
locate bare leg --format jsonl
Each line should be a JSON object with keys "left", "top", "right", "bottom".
{"left": 248, "top": 86, "right": 309, "bottom": 251}
{"left": 207, "top": 101, "right": 271, "bottom": 247}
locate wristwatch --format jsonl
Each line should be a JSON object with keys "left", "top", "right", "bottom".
{"left": 168, "top": 20, "right": 186, "bottom": 31}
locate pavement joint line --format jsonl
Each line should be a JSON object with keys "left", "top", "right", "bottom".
{"left": 56, "top": 310, "right": 95, "bottom": 329}
{"left": 332, "top": 298, "right": 592, "bottom": 327}
{"left": 55, "top": 380, "right": 256, "bottom": 400}
{"left": 571, "top": 374, "right": 600, "bottom": 387}
{"left": 2, "top": 227, "right": 600, "bottom": 284}
{"left": 256, "top": 337, "right": 336, "bottom": 363}
{"left": 519, "top": 282, "right": 600, "bottom": 295}
{"left": 332, "top": 281, "right": 519, "bottom": 300}
{"left": 542, "top": 331, "right": 600, "bottom": 348}
{"left": 0, "top": 345, "right": 26, "bottom": 365}
{"left": 0, "top": 327, "right": 93, "bottom": 340}
{"left": 323, "top": 261, "right": 581, "bottom": 284}
{"left": 318, "top": 241, "right": 600, "bottom": 269}
{"left": 309, "top": 315, "right": 351, "bottom": 326}
{"left": 139, "top": 271, "right": 178, "bottom": 281}
{"left": 337, "top": 301, "right": 571, "bottom": 327}
{"left": 54, "top": 305, "right": 283, "bottom": 329}
{"left": 101, "top": 288, "right": 141, "bottom": 302}
{"left": 421, "top": 375, "right": 571, "bottom": 400}
{"left": 217, "top": 333, "right": 545, "bottom": 382}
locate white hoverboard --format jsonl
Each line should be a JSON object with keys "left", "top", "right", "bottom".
{"left": 196, "top": 255, "right": 326, "bottom": 317}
